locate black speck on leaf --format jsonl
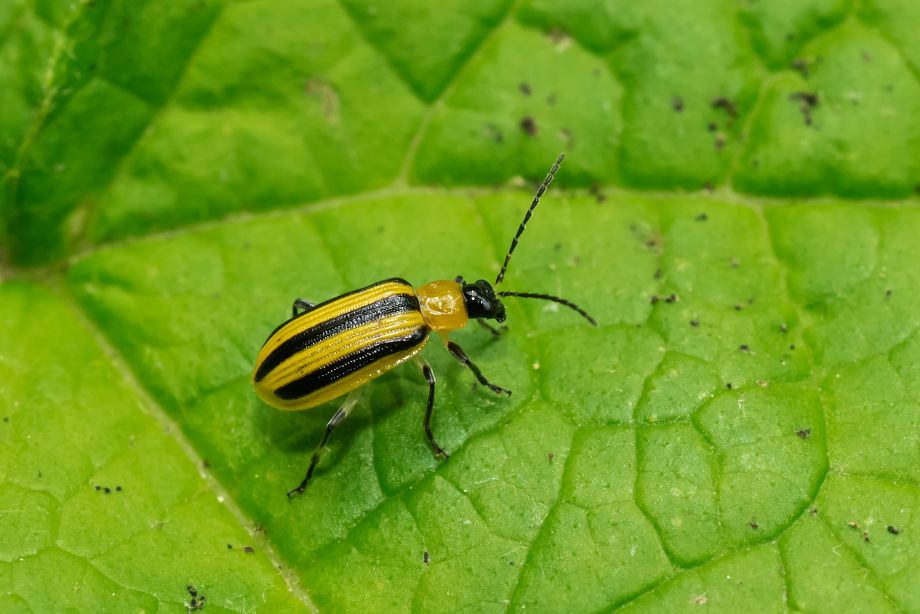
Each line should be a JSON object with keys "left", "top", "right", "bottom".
{"left": 711, "top": 96, "right": 739, "bottom": 122}
{"left": 887, "top": 525, "right": 900, "bottom": 535}
{"left": 789, "top": 92, "right": 819, "bottom": 125}
{"left": 520, "top": 116, "right": 538, "bottom": 136}
{"left": 796, "top": 428, "right": 811, "bottom": 439}
{"left": 672, "top": 96, "right": 684, "bottom": 112}
{"left": 695, "top": 213, "right": 708, "bottom": 221}
{"left": 791, "top": 58, "right": 810, "bottom": 78}
{"left": 519, "top": 82, "right": 532, "bottom": 96}
{"left": 739, "top": 344, "right": 750, "bottom": 352}
{"left": 690, "top": 319, "right": 700, "bottom": 327}
{"left": 244, "top": 546, "right": 255, "bottom": 553}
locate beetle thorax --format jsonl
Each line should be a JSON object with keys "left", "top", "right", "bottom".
{"left": 416, "top": 280, "right": 469, "bottom": 331}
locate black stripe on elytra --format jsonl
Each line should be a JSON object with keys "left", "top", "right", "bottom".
{"left": 260, "top": 278, "right": 414, "bottom": 347}
{"left": 274, "top": 327, "right": 428, "bottom": 400}
{"left": 255, "top": 291, "right": 421, "bottom": 383}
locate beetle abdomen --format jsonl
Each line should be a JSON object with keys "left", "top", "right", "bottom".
{"left": 253, "top": 279, "right": 430, "bottom": 410}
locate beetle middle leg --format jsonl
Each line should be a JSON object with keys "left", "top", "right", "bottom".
{"left": 446, "top": 341, "right": 511, "bottom": 396}
{"left": 416, "top": 357, "right": 449, "bottom": 459}
{"left": 292, "top": 298, "right": 317, "bottom": 317}
{"left": 287, "top": 389, "right": 362, "bottom": 498}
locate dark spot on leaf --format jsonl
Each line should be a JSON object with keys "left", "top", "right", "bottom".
{"left": 863, "top": 531, "right": 870, "bottom": 543}
{"left": 672, "top": 96, "right": 684, "bottom": 112}
{"left": 789, "top": 344, "right": 796, "bottom": 350}
{"left": 244, "top": 546, "right": 255, "bottom": 553}
{"left": 202, "top": 459, "right": 210, "bottom": 469}
{"left": 485, "top": 123, "right": 504, "bottom": 143}
{"left": 809, "top": 507, "right": 818, "bottom": 516}
{"left": 707, "top": 122, "right": 717, "bottom": 133}
{"left": 734, "top": 304, "right": 744, "bottom": 311}
{"left": 94, "top": 485, "right": 101, "bottom": 491}
{"left": 227, "top": 544, "right": 233, "bottom": 549}
{"left": 726, "top": 383, "right": 733, "bottom": 390}
{"left": 519, "top": 82, "right": 532, "bottom": 96}
{"left": 548, "top": 452, "right": 554, "bottom": 463}
{"left": 653, "top": 268, "right": 663, "bottom": 280}
{"left": 104, "top": 487, "right": 111, "bottom": 494}
{"left": 887, "top": 525, "right": 900, "bottom": 535}
{"left": 116, "top": 485, "right": 122, "bottom": 491}
{"left": 791, "top": 58, "right": 810, "bottom": 78}
{"left": 749, "top": 521, "right": 759, "bottom": 529}
{"left": 546, "top": 93, "right": 557, "bottom": 106}
{"left": 690, "top": 319, "right": 700, "bottom": 327}
{"left": 739, "top": 344, "right": 750, "bottom": 352}
{"left": 423, "top": 550, "right": 430, "bottom": 565}
{"left": 702, "top": 182, "right": 714, "bottom": 192}
{"left": 2, "top": 416, "right": 7, "bottom": 423}
{"left": 589, "top": 182, "right": 606, "bottom": 203}
{"left": 714, "top": 132, "right": 726, "bottom": 150}
{"left": 711, "top": 96, "right": 739, "bottom": 123}
{"left": 520, "top": 116, "right": 538, "bottom": 136}
{"left": 187, "top": 585, "right": 198, "bottom": 597}
{"left": 789, "top": 92, "right": 819, "bottom": 126}
{"left": 796, "top": 428, "right": 811, "bottom": 439}
{"left": 885, "top": 289, "right": 892, "bottom": 299}
{"left": 695, "top": 213, "right": 708, "bottom": 221}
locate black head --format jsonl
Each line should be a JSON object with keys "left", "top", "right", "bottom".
{"left": 461, "top": 279, "right": 506, "bottom": 323}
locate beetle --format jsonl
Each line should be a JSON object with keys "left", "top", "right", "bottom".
{"left": 252, "top": 153, "right": 596, "bottom": 497}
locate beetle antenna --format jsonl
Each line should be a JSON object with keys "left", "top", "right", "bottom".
{"left": 497, "top": 291, "right": 597, "bottom": 326}
{"left": 495, "top": 153, "right": 565, "bottom": 286}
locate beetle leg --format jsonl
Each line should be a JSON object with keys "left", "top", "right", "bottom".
{"left": 287, "top": 389, "right": 362, "bottom": 498}
{"left": 292, "top": 298, "right": 317, "bottom": 318}
{"left": 476, "top": 319, "right": 507, "bottom": 338}
{"left": 416, "top": 357, "right": 449, "bottom": 459}
{"left": 446, "top": 341, "right": 511, "bottom": 396}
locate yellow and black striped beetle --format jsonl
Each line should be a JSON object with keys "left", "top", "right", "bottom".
{"left": 253, "top": 154, "right": 596, "bottom": 497}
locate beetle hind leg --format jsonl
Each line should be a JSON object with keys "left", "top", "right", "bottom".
{"left": 287, "top": 389, "right": 362, "bottom": 498}
{"left": 292, "top": 298, "right": 317, "bottom": 317}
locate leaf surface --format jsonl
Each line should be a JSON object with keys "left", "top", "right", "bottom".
{"left": 1, "top": 0, "right": 918, "bottom": 611}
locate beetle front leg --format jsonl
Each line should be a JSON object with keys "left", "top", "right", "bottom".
{"left": 446, "top": 341, "right": 511, "bottom": 396}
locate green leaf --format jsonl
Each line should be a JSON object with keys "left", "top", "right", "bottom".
{"left": 2, "top": 1, "right": 919, "bottom": 611}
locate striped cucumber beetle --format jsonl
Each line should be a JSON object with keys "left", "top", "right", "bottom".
{"left": 253, "top": 154, "right": 596, "bottom": 497}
